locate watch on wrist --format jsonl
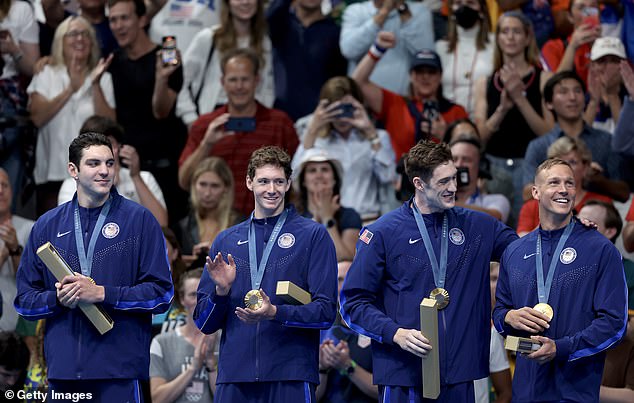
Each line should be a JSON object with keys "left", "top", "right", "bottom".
{"left": 397, "top": 2, "right": 409, "bottom": 14}
{"left": 325, "top": 219, "right": 337, "bottom": 229}
{"left": 9, "top": 244, "right": 23, "bottom": 256}
{"left": 339, "top": 360, "right": 357, "bottom": 376}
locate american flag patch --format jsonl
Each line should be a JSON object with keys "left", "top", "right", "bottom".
{"left": 359, "top": 228, "right": 374, "bottom": 244}
{"left": 170, "top": 4, "right": 193, "bottom": 17}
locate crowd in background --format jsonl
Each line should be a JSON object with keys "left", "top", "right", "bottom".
{"left": 2, "top": 0, "right": 634, "bottom": 401}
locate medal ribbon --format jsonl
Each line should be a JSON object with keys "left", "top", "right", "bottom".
{"left": 535, "top": 221, "right": 574, "bottom": 304}
{"left": 248, "top": 209, "right": 288, "bottom": 290}
{"left": 412, "top": 204, "right": 448, "bottom": 289}
{"left": 73, "top": 198, "right": 112, "bottom": 277}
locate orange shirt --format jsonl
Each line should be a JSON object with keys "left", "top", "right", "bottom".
{"left": 540, "top": 38, "right": 592, "bottom": 85}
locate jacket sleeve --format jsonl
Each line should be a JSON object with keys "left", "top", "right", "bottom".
{"left": 14, "top": 225, "right": 64, "bottom": 320}
{"left": 371, "top": 129, "right": 397, "bottom": 185}
{"left": 401, "top": 4, "right": 434, "bottom": 56}
{"left": 554, "top": 244, "right": 628, "bottom": 362}
{"left": 274, "top": 226, "right": 338, "bottom": 329}
{"left": 612, "top": 97, "right": 634, "bottom": 156}
{"left": 176, "top": 29, "right": 213, "bottom": 125}
{"left": 339, "top": 4, "right": 379, "bottom": 61}
{"left": 492, "top": 249, "right": 516, "bottom": 337}
{"left": 340, "top": 227, "right": 400, "bottom": 344}
{"left": 101, "top": 211, "right": 174, "bottom": 314}
{"left": 266, "top": 0, "right": 292, "bottom": 45}
{"left": 193, "top": 267, "right": 231, "bottom": 335}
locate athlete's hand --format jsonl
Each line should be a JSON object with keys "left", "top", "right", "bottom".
{"left": 504, "top": 307, "right": 550, "bottom": 333}
{"left": 526, "top": 335, "right": 556, "bottom": 364}
{"left": 235, "top": 289, "right": 276, "bottom": 323}
{"left": 205, "top": 253, "right": 236, "bottom": 296}
{"left": 56, "top": 272, "right": 105, "bottom": 307}
{"left": 393, "top": 328, "right": 432, "bottom": 358}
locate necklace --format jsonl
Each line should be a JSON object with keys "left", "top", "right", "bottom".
{"left": 493, "top": 67, "right": 536, "bottom": 94}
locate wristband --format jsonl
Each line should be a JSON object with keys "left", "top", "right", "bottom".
{"left": 367, "top": 50, "right": 380, "bottom": 61}
{"left": 373, "top": 41, "right": 387, "bottom": 53}
{"left": 369, "top": 44, "right": 385, "bottom": 60}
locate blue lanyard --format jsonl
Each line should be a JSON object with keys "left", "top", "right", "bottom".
{"left": 412, "top": 204, "right": 448, "bottom": 289}
{"left": 73, "top": 198, "right": 112, "bottom": 277}
{"left": 248, "top": 209, "right": 288, "bottom": 290}
{"left": 536, "top": 221, "right": 574, "bottom": 304}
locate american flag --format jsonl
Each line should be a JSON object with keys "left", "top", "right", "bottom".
{"left": 170, "top": 4, "right": 194, "bottom": 18}
{"left": 359, "top": 229, "right": 373, "bottom": 244}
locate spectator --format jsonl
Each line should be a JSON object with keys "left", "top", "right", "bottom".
{"left": 293, "top": 149, "right": 362, "bottom": 261}
{"left": 316, "top": 260, "right": 377, "bottom": 403}
{"left": 353, "top": 38, "right": 468, "bottom": 159}
{"left": 517, "top": 136, "right": 611, "bottom": 236}
{"left": 0, "top": 168, "right": 33, "bottom": 331}
{"left": 77, "top": 0, "right": 118, "bottom": 57}
{"left": 576, "top": 200, "right": 634, "bottom": 403}
{"left": 522, "top": 71, "right": 626, "bottom": 199}
{"left": 177, "top": 0, "right": 274, "bottom": 127}
{"left": 38, "top": 0, "right": 70, "bottom": 57}
{"left": 497, "top": 0, "right": 554, "bottom": 47}
{"left": 0, "top": 0, "right": 40, "bottom": 209}
{"left": 585, "top": 37, "right": 627, "bottom": 133}
{"left": 446, "top": 119, "right": 511, "bottom": 222}
{"left": 108, "top": 0, "right": 189, "bottom": 225}
{"left": 540, "top": 0, "right": 601, "bottom": 85}
{"left": 0, "top": 331, "right": 29, "bottom": 394}
{"left": 473, "top": 11, "right": 551, "bottom": 221}
{"left": 340, "top": 0, "right": 433, "bottom": 96}
{"left": 150, "top": 268, "right": 218, "bottom": 403}
{"left": 178, "top": 48, "right": 298, "bottom": 216}
{"left": 177, "top": 157, "right": 242, "bottom": 268}
{"left": 436, "top": 0, "right": 494, "bottom": 115}
{"left": 28, "top": 15, "right": 115, "bottom": 216}
{"left": 146, "top": 0, "right": 220, "bottom": 53}
{"left": 266, "top": 0, "right": 347, "bottom": 121}
{"left": 57, "top": 115, "right": 168, "bottom": 226}
{"left": 292, "top": 76, "right": 396, "bottom": 221}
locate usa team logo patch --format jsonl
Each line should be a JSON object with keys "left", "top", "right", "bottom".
{"left": 359, "top": 228, "right": 373, "bottom": 244}
{"left": 560, "top": 247, "right": 577, "bottom": 264}
{"left": 449, "top": 228, "right": 465, "bottom": 245}
{"left": 277, "top": 233, "right": 295, "bottom": 248}
{"left": 102, "top": 222, "right": 120, "bottom": 239}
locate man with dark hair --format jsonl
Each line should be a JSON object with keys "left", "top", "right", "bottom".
{"left": 194, "top": 146, "right": 337, "bottom": 402}
{"left": 15, "top": 132, "right": 173, "bottom": 400}
{"left": 178, "top": 48, "right": 298, "bottom": 216}
{"left": 522, "top": 71, "right": 626, "bottom": 198}
{"left": 494, "top": 158, "right": 627, "bottom": 402}
{"left": 108, "top": 0, "right": 188, "bottom": 225}
{"left": 57, "top": 116, "right": 168, "bottom": 226}
{"left": 0, "top": 331, "right": 30, "bottom": 393}
{"left": 341, "top": 140, "right": 517, "bottom": 401}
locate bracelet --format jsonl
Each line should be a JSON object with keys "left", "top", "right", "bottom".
{"left": 373, "top": 41, "right": 387, "bottom": 53}
{"left": 367, "top": 50, "right": 380, "bottom": 61}
{"left": 11, "top": 51, "right": 23, "bottom": 63}
{"left": 368, "top": 44, "right": 385, "bottom": 60}
{"left": 87, "top": 277, "right": 96, "bottom": 285}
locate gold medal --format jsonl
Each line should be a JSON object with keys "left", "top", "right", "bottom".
{"left": 429, "top": 288, "right": 450, "bottom": 310}
{"left": 533, "top": 303, "right": 554, "bottom": 321}
{"left": 244, "top": 290, "right": 263, "bottom": 310}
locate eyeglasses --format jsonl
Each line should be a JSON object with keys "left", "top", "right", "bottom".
{"left": 64, "top": 30, "right": 89, "bottom": 39}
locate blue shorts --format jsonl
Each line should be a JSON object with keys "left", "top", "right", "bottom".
{"left": 48, "top": 379, "right": 142, "bottom": 403}
{"left": 379, "top": 382, "right": 474, "bottom": 403}
{"left": 215, "top": 381, "right": 316, "bottom": 403}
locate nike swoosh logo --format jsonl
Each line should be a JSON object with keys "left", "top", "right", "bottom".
{"left": 523, "top": 252, "right": 537, "bottom": 259}
{"left": 237, "top": 240, "right": 249, "bottom": 245}
{"left": 56, "top": 230, "right": 71, "bottom": 238}
{"left": 409, "top": 238, "right": 422, "bottom": 244}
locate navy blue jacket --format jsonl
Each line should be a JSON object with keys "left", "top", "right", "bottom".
{"left": 341, "top": 202, "right": 517, "bottom": 387}
{"left": 14, "top": 188, "right": 173, "bottom": 380}
{"left": 493, "top": 220, "right": 628, "bottom": 402}
{"left": 194, "top": 206, "right": 338, "bottom": 384}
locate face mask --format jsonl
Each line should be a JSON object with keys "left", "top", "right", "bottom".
{"left": 454, "top": 6, "right": 480, "bottom": 29}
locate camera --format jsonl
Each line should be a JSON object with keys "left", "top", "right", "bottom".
{"left": 457, "top": 167, "right": 470, "bottom": 188}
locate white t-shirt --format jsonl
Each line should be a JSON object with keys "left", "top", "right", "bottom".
{"left": 27, "top": 65, "right": 115, "bottom": 184}
{"left": 0, "top": 0, "right": 38, "bottom": 79}
{"left": 473, "top": 327, "right": 510, "bottom": 403}
{"left": 148, "top": 0, "right": 220, "bottom": 54}
{"left": 57, "top": 168, "right": 166, "bottom": 208}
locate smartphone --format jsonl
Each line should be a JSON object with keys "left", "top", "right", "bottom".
{"left": 582, "top": 7, "right": 599, "bottom": 28}
{"left": 335, "top": 103, "right": 355, "bottom": 118}
{"left": 456, "top": 167, "right": 470, "bottom": 188}
{"left": 161, "top": 36, "right": 179, "bottom": 66}
{"left": 225, "top": 117, "right": 256, "bottom": 132}
{"left": 423, "top": 101, "right": 439, "bottom": 121}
